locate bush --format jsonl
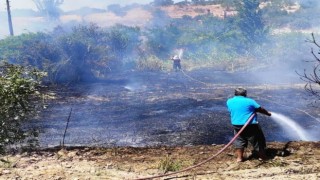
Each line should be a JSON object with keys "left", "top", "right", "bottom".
{"left": 0, "top": 24, "right": 143, "bottom": 84}
{"left": 0, "top": 32, "right": 60, "bottom": 67}
{"left": 0, "top": 62, "right": 45, "bottom": 153}
{"left": 136, "top": 55, "right": 166, "bottom": 71}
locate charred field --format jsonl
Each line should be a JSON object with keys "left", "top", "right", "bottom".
{"left": 2, "top": 68, "right": 319, "bottom": 180}
{"left": 34, "top": 68, "right": 320, "bottom": 148}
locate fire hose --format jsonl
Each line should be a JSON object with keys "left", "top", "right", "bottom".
{"left": 180, "top": 69, "right": 211, "bottom": 86}
{"left": 133, "top": 113, "right": 256, "bottom": 180}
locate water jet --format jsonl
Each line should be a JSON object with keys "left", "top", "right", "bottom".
{"left": 271, "top": 112, "right": 314, "bottom": 141}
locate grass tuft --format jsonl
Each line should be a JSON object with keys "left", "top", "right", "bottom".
{"left": 158, "top": 155, "right": 182, "bottom": 173}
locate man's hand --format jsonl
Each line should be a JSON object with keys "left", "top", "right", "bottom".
{"left": 267, "top": 111, "right": 272, "bottom": 116}
{"left": 256, "top": 107, "right": 271, "bottom": 116}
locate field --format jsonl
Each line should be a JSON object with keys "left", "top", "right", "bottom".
{"left": 0, "top": 68, "right": 314, "bottom": 179}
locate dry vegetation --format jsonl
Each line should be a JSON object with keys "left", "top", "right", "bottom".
{"left": 0, "top": 141, "right": 319, "bottom": 179}
{"left": 160, "top": 4, "right": 234, "bottom": 18}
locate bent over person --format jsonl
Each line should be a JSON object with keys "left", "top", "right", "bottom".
{"left": 226, "top": 87, "right": 271, "bottom": 162}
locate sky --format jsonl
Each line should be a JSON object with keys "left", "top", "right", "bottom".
{"left": 4, "top": 0, "right": 180, "bottom": 11}
{"left": 0, "top": 0, "right": 182, "bottom": 38}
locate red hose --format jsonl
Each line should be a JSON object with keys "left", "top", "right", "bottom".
{"left": 133, "top": 113, "right": 256, "bottom": 180}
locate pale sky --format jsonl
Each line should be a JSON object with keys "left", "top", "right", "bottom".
{"left": 0, "top": 0, "right": 182, "bottom": 38}
{"left": 5, "top": 0, "right": 180, "bottom": 11}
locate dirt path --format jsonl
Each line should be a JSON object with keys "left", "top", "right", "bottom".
{"left": 0, "top": 141, "right": 319, "bottom": 179}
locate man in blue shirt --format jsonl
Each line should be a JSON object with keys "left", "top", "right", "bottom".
{"left": 227, "top": 87, "right": 271, "bottom": 162}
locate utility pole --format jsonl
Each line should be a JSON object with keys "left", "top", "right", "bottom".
{"left": 6, "top": 0, "right": 14, "bottom": 36}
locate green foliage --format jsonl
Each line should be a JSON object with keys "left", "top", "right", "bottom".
{"left": 153, "top": 0, "right": 174, "bottom": 6}
{"left": 158, "top": 155, "right": 182, "bottom": 173}
{"left": 0, "top": 32, "right": 59, "bottom": 66}
{"left": 0, "top": 62, "right": 45, "bottom": 153}
{"left": 0, "top": 1, "right": 314, "bottom": 75}
{"left": 52, "top": 24, "right": 141, "bottom": 82}
{"left": 53, "top": 24, "right": 110, "bottom": 82}
{"left": 0, "top": 24, "right": 142, "bottom": 83}
{"left": 191, "top": 0, "right": 206, "bottom": 5}
{"left": 145, "top": 24, "right": 182, "bottom": 59}
{"left": 262, "top": 1, "right": 319, "bottom": 30}
{"left": 219, "top": 0, "right": 237, "bottom": 9}
{"left": 235, "top": 0, "right": 269, "bottom": 53}
{"left": 107, "top": 25, "right": 142, "bottom": 60}
{"left": 136, "top": 55, "right": 166, "bottom": 71}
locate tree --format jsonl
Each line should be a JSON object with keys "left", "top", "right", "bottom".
{"left": 153, "top": 0, "right": 174, "bottom": 6}
{"left": 33, "top": 0, "right": 64, "bottom": 21}
{"left": 221, "top": 0, "right": 237, "bottom": 10}
{"left": 191, "top": 0, "right": 206, "bottom": 5}
{"left": 145, "top": 23, "right": 182, "bottom": 59}
{"left": 299, "top": 33, "right": 320, "bottom": 98}
{"left": 235, "top": 0, "right": 268, "bottom": 53}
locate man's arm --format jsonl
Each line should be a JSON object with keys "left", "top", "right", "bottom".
{"left": 255, "top": 107, "right": 271, "bottom": 116}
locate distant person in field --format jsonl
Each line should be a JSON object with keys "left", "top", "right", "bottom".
{"left": 226, "top": 87, "right": 272, "bottom": 162}
{"left": 171, "top": 55, "right": 181, "bottom": 72}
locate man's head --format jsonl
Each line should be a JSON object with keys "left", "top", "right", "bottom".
{"left": 234, "top": 87, "right": 247, "bottom": 97}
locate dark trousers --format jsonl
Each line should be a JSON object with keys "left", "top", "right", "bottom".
{"left": 173, "top": 61, "right": 181, "bottom": 71}
{"left": 233, "top": 124, "right": 266, "bottom": 152}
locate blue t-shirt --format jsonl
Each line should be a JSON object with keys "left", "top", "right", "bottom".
{"left": 226, "top": 96, "right": 260, "bottom": 125}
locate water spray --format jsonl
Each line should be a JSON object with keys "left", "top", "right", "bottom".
{"left": 270, "top": 112, "right": 315, "bottom": 141}
{"left": 178, "top": 48, "right": 184, "bottom": 59}
{"left": 258, "top": 97, "right": 320, "bottom": 123}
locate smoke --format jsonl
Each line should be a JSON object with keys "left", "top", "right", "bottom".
{"left": 2, "top": 1, "right": 319, "bottom": 87}
{"left": 124, "top": 82, "right": 147, "bottom": 92}
{"left": 2, "top": 1, "right": 320, "bottom": 147}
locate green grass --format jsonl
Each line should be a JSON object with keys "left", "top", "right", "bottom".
{"left": 158, "top": 155, "right": 182, "bottom": 173}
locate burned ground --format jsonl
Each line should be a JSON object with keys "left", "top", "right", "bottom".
{"left": 1, "top": 68, "right": 320, "bottom": 179}
{"left": 34, "top": 68, "right": 320, "bottom": 148}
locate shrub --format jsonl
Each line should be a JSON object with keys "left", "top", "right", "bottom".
{"left": 158, "top": 155, "right": 182, "bottom": 173}
{"left": 0, "top": 24, "right": 142, "bottom": 84}
{"left": 136, "top": 55, "right": 166, "bottom": 71}
{"left": 0, "top": 62, "right": 45, "bottom": 153}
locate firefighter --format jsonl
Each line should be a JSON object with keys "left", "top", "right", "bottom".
{"left": 227, "top": 87, "right": 272, "bottom": 162}
{"left": 171, "top": 55, "right": 181, "bottom": 72}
